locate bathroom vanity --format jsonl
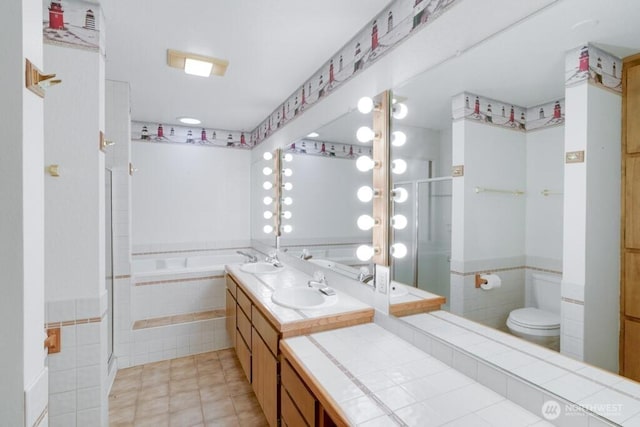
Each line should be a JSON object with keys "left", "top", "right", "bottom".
{"left": 225, "top": 264, "right": 374, "bottom": 426}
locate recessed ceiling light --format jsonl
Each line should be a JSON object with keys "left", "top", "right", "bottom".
{"left": 167, "top": 49, "right": 229, "bottom": 77}
{"left": 571, "top": 19, "right": 599, "bottom": 31}
{"left": 307, "top": 132, "right": 319, "bottom": 138}
{"left": 184, "top": 58, "right": 213, "bottom": 77}
{"left": 178, "top": 117, "right": 201, "bottom": 125}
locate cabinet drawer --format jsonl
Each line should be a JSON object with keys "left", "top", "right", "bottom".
{"left": 225, "top": 290, "right": 236, "bottom": 347}
{"left": 237, "top": 306, "right": 252, "bottom": 347}
{"left": 281, "top": 385, "right": 309, "bottom": 427}
{"left": 225, "top": 274, "right": 237, "bottom": 298}
{"left": 236, "top": 330, "right": 251, "bottom": 382}
{"left": 252, "top": 305, "right": 279, "bottom": 356}
{"left": 282, "top": 359, "right": 316, "bottom": 425}
{"left": 237, "top": 286, "right": 252, "bottom": 318}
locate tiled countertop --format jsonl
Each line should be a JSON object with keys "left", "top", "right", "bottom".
{"left": 283, "top": 323, "right": 553, "bottom": 426}
{"left": 225, "top": 264, "right": 373, "bottom": 330}
{"left": 401, "top": 311, "right": 640, "bottom": 426}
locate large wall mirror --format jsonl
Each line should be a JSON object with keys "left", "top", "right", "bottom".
{"left": 279, "top": 110, "right": 375, "bottom": 279}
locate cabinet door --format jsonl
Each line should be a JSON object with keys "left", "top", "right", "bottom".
{"left": 236, "top": 330, "right": 251, "bottom": 382}
{"left": 225, "top": 290, "right": 236, "bottom": 347}
{"left": 252, "top": 328, "right": 278, "bottom": 427}
{"left": 624, "top": 320, "right": 640, "bottom": 380}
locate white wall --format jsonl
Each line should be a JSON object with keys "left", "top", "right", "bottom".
{"left": 132, "top": 143, "right": 251, "bottom": 252}
{"left": 583, "top": 84, "right": 621, "bottom": 371}
{"left": 0, "top": 1, "right": 47, "bottom": 425}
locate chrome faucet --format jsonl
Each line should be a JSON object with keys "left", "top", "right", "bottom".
{"left": 265, "top": 251, "right": 282, "bottom": 267}
{"left": 357, "top": 267, "right": 374, "bottom": 284}
{"left": 236, "top": 250, "right": 257, "bottom": 263}
{"left": 308, "top": 271, "right": 327, "bottom": 288}
{"left": 299, "top": 248, "right": 312, "bottom": 260}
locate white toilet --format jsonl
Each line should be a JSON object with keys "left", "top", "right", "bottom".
{"left": 506, "top": 273, "right": 561, "bottom": 350}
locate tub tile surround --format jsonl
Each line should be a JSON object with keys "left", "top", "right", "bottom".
{"left": 283, "top": 323, "right": 552, "bottom": 426}
{"left": 377, "top": 310, "right": 640, "bottom": 426}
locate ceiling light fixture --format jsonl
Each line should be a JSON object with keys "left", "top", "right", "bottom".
{"left": 178, "top": 117, "right": 201, "bottom": 125}
{"left": 307, "top": 132, "right": 320, "bottom": 138}
{"left": 167, "top": 49, "right": 229, "bottom": 78}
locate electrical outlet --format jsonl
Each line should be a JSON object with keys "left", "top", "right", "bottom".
{"left": 376, "top": 265, "right": 389, "bottom": 294}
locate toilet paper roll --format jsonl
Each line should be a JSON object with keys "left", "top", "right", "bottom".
{"left": 480, "top": 274, "right": 501, "bottom": 290}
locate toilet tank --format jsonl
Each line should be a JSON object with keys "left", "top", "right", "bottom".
{"left": 532, "top": 273, "right": 561, "bottom": 314}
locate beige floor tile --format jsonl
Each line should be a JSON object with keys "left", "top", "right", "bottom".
{"left": 199, "top": 384, "right": 230, "bottom": 403}
{"left": 196, "top": 352, "right": 219, "bottom": 363}
{"left": 217, "top": 349, "right": 236, "bottom": 360}
{"left": 204, "top": 416, "right": 240, "bottom": 427}
{"left": 197, "top": 360, "right": 223, "bottom": 375}
{"left": 132, "top": 412, "right": 169, "bottom": 427}
{"left": 171, "top": 356, "right": 196, "bottom": 369}
{"left": 141, "top": 371, "right": 171, "bottom": 388}
{"left": 236, "top": 411, "right": 268, "bottom": 427}
{"left": 171, "top": 365, "right": 198, "bottom": 380}
{"left": 109, "top": 404, "right": 136, "bottom": 424}
{"left": 111, "top": 377, "right": 141, "bottom": 394}
{"left": 135, "top": 396, "right": 169, "bottom": 419}
{"left": 138, "top": 383, "right": 169, "bottom": 402}
{"left": 202, "top": 396, "right": 236, "bottom": 421}
{"left": 144, "top": 360, "right": 171, "bottom": 370}
{"left": 116, "top": 366, "right": 143, "bottom": 380}
{"left": 220, "top": 358, "right": 241, "bottom": 371}
{"left": 170, "top": 377, "right": 200, "bottom": 395}
{"left": 198, "top": 372, "right": 226, "bottom": 387}
{"left": 169, "top": 390, "right": 201, "bottom": 413}
{"left": 225, "top": 380, "right": 253, "bottom": 397}
{"left": 109, "top": 389, "right": 139, "bottom": 409}
{"left": 223, "top": 369, "right": 246, "bottom": 383}
{"left": 230, "top": 394, "right": 260, "bottom": 414}
{"left": 169, "top": 406, "right": 204, "bottom": 427}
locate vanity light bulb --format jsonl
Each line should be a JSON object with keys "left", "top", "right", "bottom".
{"left": 282, "top": 224, "right": 293, "bottom": 233}
{"left": 356, "top": 155, "right": 376, "bottom": 172}
{"left": 356, "top": 245, "right": 375, "bottom": 262}
{"left": 283, "top": 153, "right": 293, "bottom": 162}
{"left": 283, "top": 168, "right": 293, "bottom": 177}
{"left": 391, "top": 214, "right": 408, "bottom": 230}
{"left": 392, "top": 187, "right": 409, "bottom": 203}
{"left": 263, "top": 196, "right": 273, "bottom": 205}
{"left": 391, "top": 131, "right": 407, "bottom": 147}
{"left": 282, "top": 211, "right": 292, "bottom": 219}
{"left": 283, "top": 197, "right": 293, "bottom": 206}
{"left": 357, "top": 186, "right": 375, "bottom": 203}
{"left": 357, "top": 97, "right": 375, "bottom": 114}
{"left": 263, "top": 181, "right": 273, "bottom": 190}
{"left": 391, "top": 243, "right": 408, "bottom": 259}
{"left": 356, "top": 126, "right": 376, "bottom": 143}
{"left": 263, "top": 225, "right": 274, "bottom": 234}
{"left": 392, "top": 159, "right": 408, "bottom": 175}
{"left": 357, "top": 214, "right": 377, "bottom": 231}
{"left": 263, "top": 211, "right": 273, "bottom": 219}
{"left": 263, "top": 152, "right": 273, "bottom": 161}
{"left": 282, "top": 182, "right": 293, "bottom": 191}
{"left": 392, "top": 102, "right": 409, "bottom": 120}
{"left": 262, "top": 167, "right": 273, "bottom": 176}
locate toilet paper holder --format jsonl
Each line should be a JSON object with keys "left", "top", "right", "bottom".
{"left": 475, "top": 274, "right": 488, "bottom": 288}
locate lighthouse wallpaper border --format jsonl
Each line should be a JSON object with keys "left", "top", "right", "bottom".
{"left": 249, "top": 0, "right": 461, "bottom": 148}
{"left": 43, "top": 0, "right": 103, "bottom": 53}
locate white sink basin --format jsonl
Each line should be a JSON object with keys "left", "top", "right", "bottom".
{"left": 271, "top": 287, "right": 337, "bottom": 310}
{"left": 240, "top": 262, "right": 283, "bottom": 274}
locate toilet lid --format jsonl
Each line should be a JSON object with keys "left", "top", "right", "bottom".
{"left": 509, "top": 308, "right": 560, "bottom": 329}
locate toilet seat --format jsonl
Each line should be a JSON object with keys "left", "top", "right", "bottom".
{"left": 507, "top": 308, "right": 560, "bottom": 337}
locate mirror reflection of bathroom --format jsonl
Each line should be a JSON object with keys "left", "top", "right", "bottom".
{"left": 388, "top": 8, "right": 583, "bottom": 354}
{"left": 278, "top": 110, "right": 375, "bottom": 281}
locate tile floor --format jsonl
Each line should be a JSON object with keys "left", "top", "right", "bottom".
{"left": 109, "top": 349, "right": 268, "bottom": 426}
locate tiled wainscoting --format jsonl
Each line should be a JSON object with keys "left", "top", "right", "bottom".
{"left": 46, "top": 294, "right": 109, "bottom": 427}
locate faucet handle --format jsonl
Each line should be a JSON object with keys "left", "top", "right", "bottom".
{"left": 313, "top": 271, "right": 326, "bottom": 283}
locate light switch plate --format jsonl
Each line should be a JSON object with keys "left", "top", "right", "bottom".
{"left": 376, "top": 265, "right": 389, "bottom": 294}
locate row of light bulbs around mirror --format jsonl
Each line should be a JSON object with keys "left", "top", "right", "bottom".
{"left": 355, "top": 96, "right": 409, "bottom": 262}
{"left": 262, "top": 151, "right": 294, "bottom": 235}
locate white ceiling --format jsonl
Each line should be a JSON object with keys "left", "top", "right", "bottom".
{"left": 103, "top": 0, "right": 391, "bottom": 131}
{"left": 393, "top": 0, "right": 640, "bottom": 130}
{"left": 307, "top": 0, "right": 640, "bottom": 143}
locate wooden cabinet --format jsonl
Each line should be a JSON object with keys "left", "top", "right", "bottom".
{"left": 280, "top": 347, "right": 343, "bottom": 427}
{"left": 225, "top": 272, "right": 372, "bottom": 426}
{"left": 622, "top": 54, "right": 640, "bottom": 381}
